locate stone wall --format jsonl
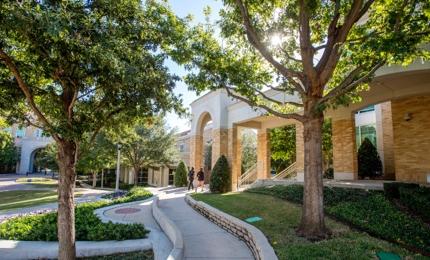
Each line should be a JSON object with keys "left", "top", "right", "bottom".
{"left": 257, "top": 130, "right": 271, "bottom": 179}
{"left": 185, "top": 195, "right": 278, "bottom": 260}
{"left": 212, "top": 128, "right": 229, "bottom": 168}
{"left": 392, "top": 95, "right": 430, "bottom": 183}
{"left": 227, "top": 127, "right": 241, "bottom": 190}
{"left": 381, "top": 102, "right": 395, "bottom": 179}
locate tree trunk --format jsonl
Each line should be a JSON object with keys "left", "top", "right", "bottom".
{"left": 57, "top": 140, "right": 78, "bottom": 260}
{"left": 296, "top": 113, "right": 330, "bottom": 239}
{"left": 92, "top": 172, "right": 97, "bottom": 187}
{"left": 134, "top": 165, "right": 140, "bottom": 186}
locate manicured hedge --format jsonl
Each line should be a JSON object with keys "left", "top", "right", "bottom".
{"left": 210, "top": 155, "right": 231, "bottom": 193}
{"left": 174, "top": 161, "right": 188, "bottom": 187}
{"left": 0, "top": 187, "right": 152, "bottom": 241}
{"left": 383, "top": 182, "right": 419, "bottom": 199}
{"left": 247, "top": 185, "right": 430, "bottom": 255}
{"left": 399, "top": 186, "right": 430, "bottom": 221}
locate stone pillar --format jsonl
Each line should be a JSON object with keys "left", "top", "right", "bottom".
{"left": 332, "top": 116, "right": 357, "bottom": 180}
{"left": 295, "top": 122, "right": 304, "bottom": 181}
{"left": 257, "top": 129, "right": 271, "bottom": 179}
{"left": 392, "top": 95, "right": 430, "bottom": 183}
{"left": 227, "top": 126, "right": 241, "bottom": 190}
{"left": 380, "top": 102, "right": 395, "bottom": 179}
{"left": 211, "top": 128, "right": 229, "bottom": 168}
{"left": 189, "top": 135, "right": 203, "bottom": 169}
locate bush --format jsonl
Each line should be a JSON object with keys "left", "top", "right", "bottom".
{"left": 357, "top": 138, "right": 382, "bottom": 178}
{"left": 323, "top": 167, "right": 334, "bottom": 179}
{"left": 174, "top": 161, "right": 188, "bottom": 187}
{"left": 210, "top": 155, "right": 231, "bottom": 193}
{"left": 383, "top": 182, "right": 419, "bottom": 199}
{"left": 399, "top": 186, "right": 430, "bottom": 221}
{"left": 247, "top": 185, "right": 430, "bottom": 255}
{"left": 0, "top": 187, "right": 152, "bottom": 241}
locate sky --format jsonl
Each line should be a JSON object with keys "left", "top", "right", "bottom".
{"left": 164, "top": 0, "right": 223, "bottom": 133}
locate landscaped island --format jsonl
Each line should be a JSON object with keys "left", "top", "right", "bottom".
{"left": 0, "top": 187, "right": 152, "bottom": 241}
{"left": 192, "top": 184, "right": 430, "bottom": 259}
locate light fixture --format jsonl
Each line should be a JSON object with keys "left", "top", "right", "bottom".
{"left": 404, "top": 112, "right": 412, "bottom": 121}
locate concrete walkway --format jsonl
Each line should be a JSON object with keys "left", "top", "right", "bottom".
{"left": 157, "top": 187, "right": 254, "bottom": 260}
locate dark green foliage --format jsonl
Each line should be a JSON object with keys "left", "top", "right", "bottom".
{"left": 174, "top": 161, "right": 188, "bottom": 187}
{"left": 358, "top": 138, "right": 383, "bottom": 178}
{"left": 383, "top": 182, "right": 420, "bottom": 199}
{"left": 79, "top": 250, "right": 154, "bottom": 260}
{"left": 0, "top": 131, "right": 18, "bottom": 173}
{"left": 247, "top": 185, "right": 430, "bottom": 255}
{"left": 323, "top": 167, "right": 334, "bottom": 179}
{"left": 270, "top": 125, "right": 296, "bottom": 173}
{"left": 0, "top": 187, "right": 152, "bottom": 241}
{"left": 399, "top": 186, "right": 430, "bottom": 221}
{"left": 210, "top": 155, "right": 231, "bottom": 193}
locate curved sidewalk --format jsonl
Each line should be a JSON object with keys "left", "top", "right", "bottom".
{"left": 157, "top": 187, "right": 254, "bottom": 260}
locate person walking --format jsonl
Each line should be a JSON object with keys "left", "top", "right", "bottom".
{"left": 195, "top": 167, "right": 205, "bottom": 192}
{"left": 188, "top": 167, "right": 195, "bottom": 191}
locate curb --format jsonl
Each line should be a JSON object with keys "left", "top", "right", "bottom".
{"left": 151, "top": 197, "right": 184, "bottom": 260}
{"left": 185, "top": 194, "right": 278, "bottom": 260}
{"left": 0, "top": 239, "right": 151, "bottom": 260}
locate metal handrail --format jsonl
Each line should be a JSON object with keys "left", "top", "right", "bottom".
{"left": 271, "top": 162, "right": 297, "bottom": 180}
{"left": 238, "top": 163, "right": 257, "bottom": 188}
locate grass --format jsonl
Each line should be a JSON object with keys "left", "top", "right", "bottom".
{"left": 192, "top": 192, "right": 426, "bottom": 260}
{"left": 0, "top": 190, "right": 82, "bottom": 211}
{"left": 79, "top": 250, "right": 153, "bottom": 260}
{"left": 15, "top": 177, "right": 57, "bottom": 189}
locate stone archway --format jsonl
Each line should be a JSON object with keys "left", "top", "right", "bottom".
{"left": 29, "top": 147, "right": 45, "bottom": 173}
{"left": 190, "top": 111, "right": 213, "bottom": 171}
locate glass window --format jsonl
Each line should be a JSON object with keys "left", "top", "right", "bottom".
{"left": 356, "top": 124, "right": 377, "bottom": 149}
{"left": 179, "top": 144, "right": 185, "bottom": 152}
{"left": 356, "top": 105, "right": 375, "bottom": 114}
{"left": 15, "top": 128, "right": 25, "bottom": 138}
{"left": 34, "top": 129, "right": 43, "bottom": 138}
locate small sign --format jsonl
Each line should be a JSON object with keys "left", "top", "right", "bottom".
{"left": 245, "top": 216, "right": 263, "bottom": 223}
{"left": 376, "top": 251, "right": 401, "bottom": 260}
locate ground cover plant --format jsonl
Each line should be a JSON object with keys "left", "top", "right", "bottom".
{"left": 247, "top": 185, "right": 430, "bottom": 255}
{"left": 0, "top": 187, "right": 152, "bottom": 241}
{"left": 192, "top": 192, "right": 423, "bottom": 259}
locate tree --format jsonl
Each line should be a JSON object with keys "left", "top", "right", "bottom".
{"left": 174, "top": 161, "right": 188, "bottom": 187}
{"left": 210, "top": 155, "right": 231, "bottom": 193}
{"left": 0, "top": 131, "right": 18, "bottom": 173}
{"left": 0, "top": 1, "right": 188, "bottom": 258}
{"left": 34, "top": 143, "right": 59, "bottom": 172}
{"left": 358, "top": 137, "right": 382, "bottom": 178}
{"left": 270, "top": 125, "right": 296, "bottom": 173}
{"left": 77, "top": 133, "right": 116, "bottom": 187}
{"left": 241, "top": 129, "right": 257, "bottom": 173}
{"left": 183, "top": 0, "right": 429, "bottom": 238}
{"left": 113, "top": 118, "right": 178, "bottom": 186}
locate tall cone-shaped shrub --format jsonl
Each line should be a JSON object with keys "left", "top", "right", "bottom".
{"left": 210, "top": 155, "right": 231, "bottom": 193}
{"left": 174, "top": 161, "right": 188, "bottom": 187}
{"left": 358, "top": 138, "right": 382, "bottom": 178}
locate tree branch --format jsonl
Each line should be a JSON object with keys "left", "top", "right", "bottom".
{"left": 224, "top": 85, "right": 304, "bottom": 122}
{"left": 0, "top": 49, "right": 60, "bottom": 142}
{"left": 234, "top": 0, "right": 305, "bottom": 95}
{"left": 299, "top": 0, "right": 317, "bottom": 88}
{"left": 318, "top": 61, "right": 384, "bottom": 105}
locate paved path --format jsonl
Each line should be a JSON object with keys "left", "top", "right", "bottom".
{"left": 97, "top": 195, "right": 172, "bottom": 260}
{"left": 157, "top": 187, "right": 254, "bottom": 260}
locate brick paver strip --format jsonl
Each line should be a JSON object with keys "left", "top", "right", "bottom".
{"left": 114, "top": 207, "right": 141, "bottom": 214}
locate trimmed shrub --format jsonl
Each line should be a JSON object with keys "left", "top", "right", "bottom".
{"left": 383, "top": 182, "right": 419, "bottom": 199}
{"left": 399, "top": 186, "right": 430, "bottom": 221}
{"left": 174, "top": 161, "right": 188, "bottom": 187}
{"left": 0, "top": 188, "right": 152, "bottom": 241}
{"left": 210, "top": 155, "right": 231, "bottom": 193}
{"left": 357, "top": 138, "right": 382, "bottom": 178}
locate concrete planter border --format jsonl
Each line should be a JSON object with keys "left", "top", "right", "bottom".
{"left": 185, "top": 194, "right": 278, "bottom": 260}
{"left": 151, "top": 197, "right": 184, "bottom": 260}
{"left": 0, "top": 239, "right": 151, "bottom": 260}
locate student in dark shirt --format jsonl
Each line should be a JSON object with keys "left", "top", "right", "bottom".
{"left": 188, "top": 167, "right": 195, "bottom": 191}
{"left": 195, "top": 168, "right": 205, "bottom": 192}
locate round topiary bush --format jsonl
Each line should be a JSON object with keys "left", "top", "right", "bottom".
{"left": 210, "top": 155, "right": 231, "bottom": 193}
{"left": 358, "top": 138, "right": 382, "bottom": 179}
{"left": 174, "top": 161, "right": 188, "bottom": 187}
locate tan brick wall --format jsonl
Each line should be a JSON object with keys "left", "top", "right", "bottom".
{"left": 332, "top": 117, "right": 357, "bottom": 179}
{"left": 227, "top": 127, "right": 241, "bottom": 190}
{"left": 380, "top": 101, "right": 395, "bottom": 179}
{"left": 212, "top": 128, "right": 229, "bottom": 168}
{"left": 392, "top": 95, "right": 430, "bottom": 183}
{"left": 257, "top": 130, "right": 271, "bottom": 179}
{"left": 295, "top": 122, "right": 304, "bottom": 173}
{"left": 189, "top": 135, "right": 203, "bottom": 169}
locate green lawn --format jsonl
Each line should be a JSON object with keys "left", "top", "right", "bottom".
{"left": 0, "top": 190, "right": 81, "bottom": 211}
{"left": 192, "top": 192, "right": 425, "bottom": 260}
{"left": 15, "top": 177, "right": 58, "bottom": 189}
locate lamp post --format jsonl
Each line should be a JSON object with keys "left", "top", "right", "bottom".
{"left": 115, "top": 144, "right": 122, "bottom": 192}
